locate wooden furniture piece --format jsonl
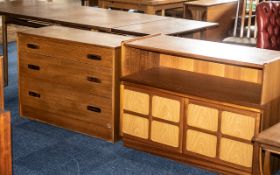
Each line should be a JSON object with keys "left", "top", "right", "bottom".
{"left": 112, "top": 18, "right": 218, "bottom": 37}
{"left": 120, "top": 34, "right": 280, "bottom": 175}
{"left": 0, "top": 56, "right": 9, "bottom": 175}
{"left": 17, "top": 26, "right": 131, "bottom": 142}
{"left": 0, "top": 111, "right": 12, "bottom": 175}
{"left": 98, "top": 0, "right": 187, "bottom": 15}
{"left": 223, "top": 0, "right": 258, "bottom": 46}
{"left": 183, "top": 0, "right": 237, "bottom": 41}
{"left": 0, "top": 1, "right": 216, "bottom": 86}
{"left": 254, "top": 123, "right": 280, "bottom": 175}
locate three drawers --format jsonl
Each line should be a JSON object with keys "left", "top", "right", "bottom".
{"left": 17, "top": 28, "right": 124, "bottom": 142}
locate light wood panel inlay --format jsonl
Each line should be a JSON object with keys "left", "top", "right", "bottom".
{"left": 220, "top": 138, "right": 253, "bottom": 167}
{"left": 186, "top": 130, "right": 217, "bottom": 158}
{"left": 187, "top": 104, "right": 219, "bottom": 131}
{"left": 151, "top": 121, "right": 179, "bottom": 147}
{"left": 124, "top": 89, "right": 149, "bottom": 115}
{"left": 221, "top": 111, "right": 256, "bottom": 140}
{"left": 159, "top": 54, "right": 262, "bottom": 84}
{"left": 152, "top": 96, "right": 180, "bottom": 122}
{"left": 123, "top": 113, "right": 149, "bottom": 139}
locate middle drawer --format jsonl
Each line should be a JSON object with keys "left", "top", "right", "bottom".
{"left": 19, "top": 52, "right": 113, "bottom": 98}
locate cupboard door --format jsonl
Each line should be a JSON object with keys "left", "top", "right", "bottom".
{"left": 123, "top": 89, "right": 149, "bottom": 115}
{"left": 220, "top": 138, "right": 253, "bottom": 168}
{"left": 123, "top": 113, "right": 149, "bottom": 139}
{"left": 187, "top": 104, "right": 219, "bottom": 132}
{"left": 151, "top": 121, "right": 179, "bottom": 147}
{"left": 186, "top": 130, "right": 217, "bottom": 158}
{"left": 221, "top": 111, "right": 256, "bottom": 140}
{"left": 152, "top": 96, "right": 180, "bottom": 122}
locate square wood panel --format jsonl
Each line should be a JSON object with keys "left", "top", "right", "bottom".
{"left": 152, "top": 96, "right": 180, "bottom": 122}
{"left": 187, "top": 104, "right": 219, "bottom": 132}
{"left": 123, "top": 113, "right": 149, "bottom": 139}
{"left": 220, "top": 138, "right": 253, "bottom": 167}
{"left": 123, "top": 89, "right": 149, "bottom": 115}
{"left": 221, "top": 111, "right": 256, "bottom": 140}
{"left": 186, "top": 129, "right": 217, "bottom": 158}
{"left": 151, "top": 121, "right": 179, "bottom": 147}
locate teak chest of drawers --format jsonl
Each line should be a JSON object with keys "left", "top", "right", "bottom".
{"left": 120, "top": 35, "right": 280, "bottom": 174}
{"left": 17, "top": 26, "right": 131, "bottom": 142}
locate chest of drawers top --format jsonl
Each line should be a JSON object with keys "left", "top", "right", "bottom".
{"left": 18, "top": 26, "right": 132, "bottom": 49}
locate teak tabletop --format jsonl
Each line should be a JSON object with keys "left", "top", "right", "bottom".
{"left": 113, "top": 18, "right": 218, "bottom": 36}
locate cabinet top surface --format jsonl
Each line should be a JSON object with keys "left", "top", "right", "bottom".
{"left": 184, "top": 0, "right": 237, "bottom": 7}
{"left": 18, "top": 26, "right": 132, "bottom": 48}
{"left": 126, "top": 35, "right": 280, "bottom": 69}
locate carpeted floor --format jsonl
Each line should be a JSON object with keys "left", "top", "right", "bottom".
{"left": 2, "top": 42, "right": 217, "bottom": 175}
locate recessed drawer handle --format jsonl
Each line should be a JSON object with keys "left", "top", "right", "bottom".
{"left": 28, "top": 64, "right": 40, "bottom": 71}
{"left": 87, "top": 76, "right": 101, "bottom": 83}
{"left": 28, "top": 91, "right": 40, "bottom": 98}
{"left": 87, "top": 105, "right": 101, "bottom": 113}
{"left": 27, "top": 43, "right": 39, "bottom": 49}
{"left": 87, "top": 54, "right": 101, "bottom": 61}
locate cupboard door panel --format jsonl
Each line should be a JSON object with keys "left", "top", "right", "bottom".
{"left": 220, "top": 138, "right": 253, "bottom": 167}
{"left": 123, "top": 113, "right": 149, "bottom": 139}
{"left": 123, "top": 89, "right": 149, "bottom": 115}
{"left": 152, "top": 96, "right": 180, "bottom": 122}
{"left": 221, "top": 111, "right": 256, "bottom": 140}
{"left": 186, "top": 129, "right": 217, "bottom": 158}
{"left": 187, "top": 104, "right": 219, "bottom": 132}
{"left": 151, "top": 121, "right": 179, "bottom": 147}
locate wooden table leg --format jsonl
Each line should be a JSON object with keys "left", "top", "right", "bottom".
{"left": 161, "top": 9, "right": 165, "bottom": 16}
{"left": 0, "top": 111, "right": 12, "bottom": 175}
{"left": 1, "top": 16, "right": 8, "bottom": 86}
{"left": 264, "top": 150, "right": 271, "bottom": 175}
{"left": 146, "top": 6, "right": 157, "bottom": 15}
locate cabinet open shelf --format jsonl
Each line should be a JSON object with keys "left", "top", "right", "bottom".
{"left": 121, "top": 67, "right": 262, "bottom": 108}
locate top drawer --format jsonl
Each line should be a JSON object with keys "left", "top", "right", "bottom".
{"left": 18, "top": 34, "right": 115, "bottom": 69}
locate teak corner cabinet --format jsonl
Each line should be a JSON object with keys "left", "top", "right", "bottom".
{"left": 120, "top": 34, "right": 280, "bottom": 175}
{"left": 17, "top": 26, "right": 131, "bottom": 143}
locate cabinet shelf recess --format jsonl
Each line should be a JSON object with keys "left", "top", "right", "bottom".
{"left": 121, "top": 67, "right": 262, "bottom": 108}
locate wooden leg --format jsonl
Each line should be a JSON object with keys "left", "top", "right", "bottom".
{"left": 81, "top": 0, "right": 85, "bottom": 6}
{"left": 1, "top": 16, "right": 8, "bottom": 86}
{"left": 187, "top": 6, "right": 206, "bottom": 39}
{"left": 264, "top": 150, "right": 271, "bottom": 175}
{"left": 161, "top": 9, "right": 165, "bottom": 16}
{"left": 146, "top": 6, "right": 156, "bottom": 15}
{"left": 252, "top": 143, "right": 262, "bottom": 175}
{"left": 0, "top": 111, "right": 12, "bottom": 175}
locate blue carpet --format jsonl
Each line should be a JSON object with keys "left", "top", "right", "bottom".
{"left": 2, "top": 42, "right": 243, "bottom": 175}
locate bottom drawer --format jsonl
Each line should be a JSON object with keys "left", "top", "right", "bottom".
{"left": 19, "top": 84, "right": 114, "bottom": 141}
{"left": 21, "top": 105, "right": 113, "bottom": 141}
